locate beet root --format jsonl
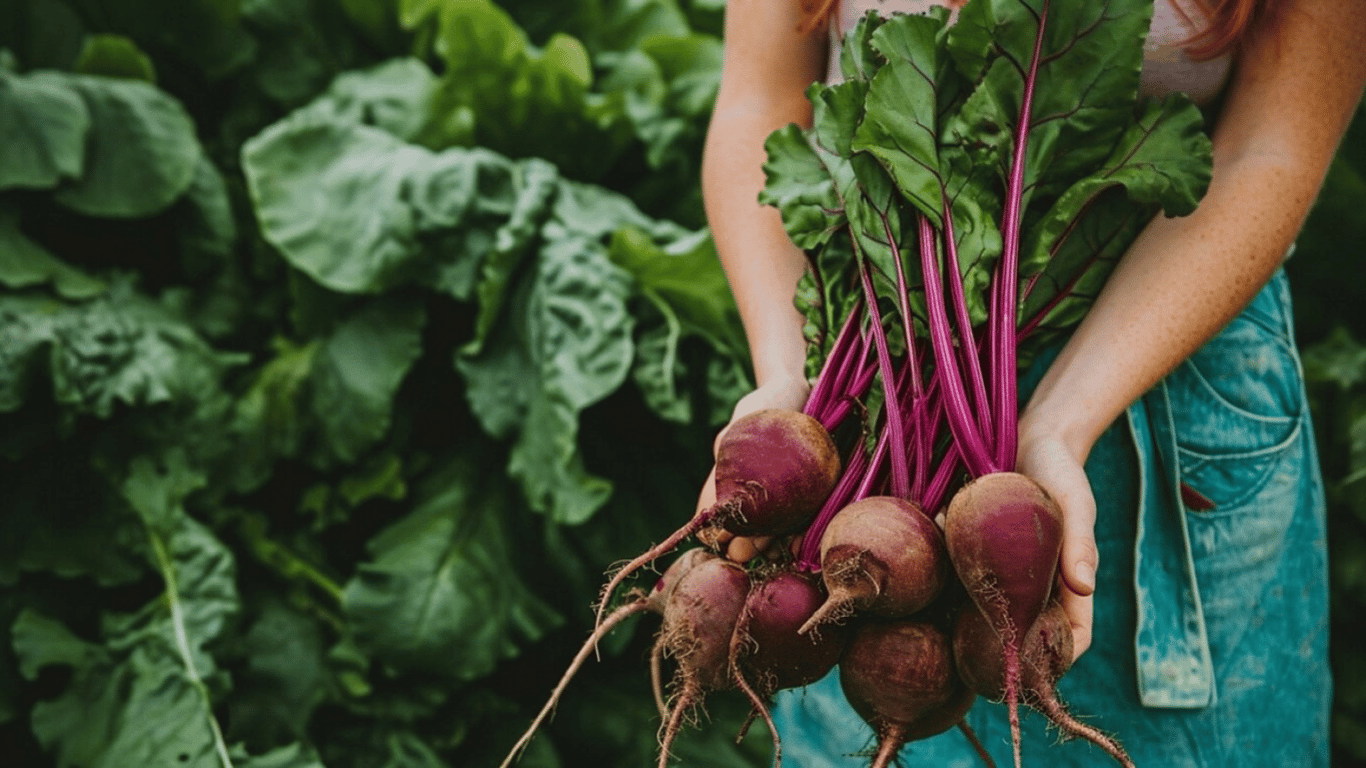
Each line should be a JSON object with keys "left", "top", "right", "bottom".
{"left": 954, "top": 601, "right": 1134, "bottom": 768}
{"left": 801, "top": 496, "right": 948, "bottom": 634}
{"left": 655, "top": 554, "right": 752, "bottom": 767}
{"left": 596, "top": 409, "right": 840, "bottom": 630}
{"left": 943, "top": 471, "right": 1064, "bottom": 768}
{"left": 839, "top": 618, "right": 960, "bottom": 768}
{"left": 726, "top": 570, "right": 852, "bottom": 767}
{"left": 711, "top": 409, "right": 842, "bottom": 536}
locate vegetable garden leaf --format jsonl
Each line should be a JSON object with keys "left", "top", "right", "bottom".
{"left": 52, "top": 73, "right": 202, "bottom": 218}
{"left": 308, "top": 296, "right": 426, "bottom": 465}
{"left": 243, "top": 114, "right": 441, "bottom": 294}
{"left": 459, "top": 232, "right": 635, "bottom": 524}
{"left": 232, "top": 742, "right": 329, "bottom": 768}
{"left": 298, "top": 57, "right": 436, "bottom": 143}
{"left": 406, "top": 0, "right": 634, "bottom": 178}
{"left": 609, "top": 226, "right": 748, "bottom": 424}
{"left": 1304, "top": 327, "right": 1366, "bottom": 392}
{"left": 0, "top": 68, "right": 88, "bottom": 190}
{"left": 225, "top": 600, "right": 329, "bottom": 750}
{"left": 0, "top": 211, "right": 106, "bottom": 298}
{"left": 47, "top": 281, "right": 245, "bottom": 418}
{"left": 11, "top": 450, "right": 240, "bottom": 768}
{"left": 0, "top": 448, "right": 147, "bottom": 585}
{"left": 73, "top": 34, "right": 157, "bottom": 82}
{"left": 343, "top": 453, "right": 562, "bottom": 680}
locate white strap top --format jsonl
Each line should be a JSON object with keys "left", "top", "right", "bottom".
{"left": 828, "top": 0, "right": 1233, "bottom": 106}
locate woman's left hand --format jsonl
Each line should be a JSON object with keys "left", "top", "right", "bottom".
{"left": 1015, "top": 429, "right": 1098, "bottom": 662}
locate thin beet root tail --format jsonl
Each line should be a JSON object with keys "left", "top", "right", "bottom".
{"left": 869, "top": 724, "right": 907, "bottom": 768}
{"left": 958, "top": 720, "right": 997, "bottom": 768}
{"left": 800, "top": 553, "right": 877, "bottom": 635}
{"left": 651, "top": 638, "right": 668, "bottom": 718}
{"left": 1005, "top": 642, "right": 1022, "bottom": 768}
{"left": 594, "top": 512, "right": 712, "bottom": 634}
{"left": 1034, "top": 694, "right": 1135, "bottom": 768}
{"left": 732, "top": 668, "right": 782, "bottom": 768}
{"left": 657, "top": 686, "right": 699, "bottom": 768}
{"left": 500, "top": 598, "right": 651, "bottom": 768}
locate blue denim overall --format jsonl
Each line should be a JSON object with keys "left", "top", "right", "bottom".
{"left": 771, "top": 268, "right": 1332, "bottom": 766}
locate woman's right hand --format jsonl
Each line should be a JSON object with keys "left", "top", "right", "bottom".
{"left": 696, "top": 372, "right": 812, "bottom": 563}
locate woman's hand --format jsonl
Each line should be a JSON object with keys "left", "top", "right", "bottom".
{"left": 1015, "top": 427, "right": 1099, "bottom": 662}
{"left": 696, "top": 372, "right": 812, "bottom": 563}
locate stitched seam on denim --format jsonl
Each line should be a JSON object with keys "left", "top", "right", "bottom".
{"left": 1175, "top": 357, "right": 1301, "bottom": 426}
{"left": 1174, "top": 418, "right": 1300, "bottom": 513}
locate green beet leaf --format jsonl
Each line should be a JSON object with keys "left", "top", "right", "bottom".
{"left": 0, "top": 210, "right": 106, "bottom": 299}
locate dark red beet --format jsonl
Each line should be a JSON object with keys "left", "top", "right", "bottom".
{"left": 596, "top": 409, "right": 840, "bottom": 629}
{"left": 943, "top": 471, "right": 1064, "bottom": 768}
{"left": 801, "top": 496, "right": 948, "bottom": 634}
{"left": 954, "top": 602, "right": 1134, "bottom": 767}
{"left": 712, "top": 409, "right": 842, "bottom": 536}
{"left": 655, "top": 555, "right": 752, "bottom": 768}
{"left": 839, "top": 619, "right": 959, "bottom": 768}
{"left": 501, "top": 549, "right": 718, "bottom": 768}
{"left": 726, "top": 570, "right": 852, "bottom": 767}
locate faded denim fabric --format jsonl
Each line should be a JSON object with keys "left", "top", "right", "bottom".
{"left": 771, "top": 269, "right": 1331, "bottom": 766}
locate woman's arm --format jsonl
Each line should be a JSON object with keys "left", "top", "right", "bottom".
{"left": 1018, "top": 0, "right": 1366, "bottom": 658}
{"left": 695, "top": 0, "right": 830, "bottom": 560}
{"left": 702, "top": 0, "right": 828, "bottom": 390}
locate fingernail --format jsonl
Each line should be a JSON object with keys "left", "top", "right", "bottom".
{"left": 1075, "top": 561, "right": 1096, "bottom": 593}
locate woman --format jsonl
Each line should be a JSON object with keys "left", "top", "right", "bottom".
{"left": 696, "top": 0, "right": 1366, "bottom": 764}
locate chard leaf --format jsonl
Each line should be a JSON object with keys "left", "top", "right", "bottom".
{"left": 0, "top": 69, "right": 89, "bottom": 190}
{"left": 406, "top": 0, "right": 634, "bottom": 179}
{"left": 0, "top": 446, "right": 147, "bottom": 585}
{"left": 343, "top": 453, "right": 562, "bottom": 680}
{"left": 295, "top": 58, "right": 437, "bottom": 143}
{"left": 232, "top": 743, "right": 328, "bottom": 768}
{"left": 11, "top": 451, "right": 239, "bottom": 768}
{"left": 225, "top": 298, "right": 425, "bottom": 485}
{"left": 52, "top": 73, "right": 202, "bottom": 218}
{"left": 0, "top": 282, "right": 243, "bottom": 419}
{"left": 308, "top": 297, "right": 426, "bottom": 466}
{"left": 224, "top": 600, "right": 329, "bottom": 750}
{"left": 242, "top": 114, "right": 441, "bottom": 294}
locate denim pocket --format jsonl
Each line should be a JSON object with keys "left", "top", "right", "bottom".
{"left": 1165, "top": 272, "right": 1306, "bottom": 513}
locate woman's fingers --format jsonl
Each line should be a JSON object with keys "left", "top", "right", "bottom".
{"left": 1016, "top": 434, "right": 1099, "bottom": 660}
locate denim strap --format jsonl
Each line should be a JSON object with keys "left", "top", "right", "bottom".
{"left": 1127, "top": 382, "right": 1216, "bottom": 708}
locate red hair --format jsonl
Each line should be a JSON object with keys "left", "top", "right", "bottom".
{"left": 798, "top": 0, "right": 1267, "bottom": 58}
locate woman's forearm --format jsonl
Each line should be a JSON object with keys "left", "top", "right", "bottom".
{"left": 703, "top": 105, "right": 812, "bottom": 386}
{"left": 702, "top": 0, "right": 828, "bottom": 388}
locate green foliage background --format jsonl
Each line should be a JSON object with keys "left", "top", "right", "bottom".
{"left": 0, "top": 1, "right": 1362, "bottom": 766}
